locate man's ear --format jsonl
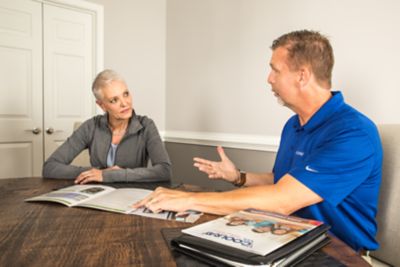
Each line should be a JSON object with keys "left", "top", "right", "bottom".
{"left": 96, "top": 100, "right": 106, "bottom": 112}
{"left": 298, "top": 67, "right": 311, "bottom": 88}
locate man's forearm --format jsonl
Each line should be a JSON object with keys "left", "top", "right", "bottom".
{"left": 188, "top": 184, "right": 279, "bottom": 215}
{"left": 243, "top": 172, "right": 274, "bottom": 186}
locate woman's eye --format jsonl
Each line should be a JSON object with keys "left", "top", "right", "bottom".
{"left": 110, "top": 99, "right": 117, "bottom": 104}
{"left": 124, "top": 91, "right": 129, "bottom": 97}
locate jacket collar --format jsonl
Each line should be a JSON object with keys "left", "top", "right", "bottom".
{"left": 99, "top": 109, "right": 143, "bottom": 135}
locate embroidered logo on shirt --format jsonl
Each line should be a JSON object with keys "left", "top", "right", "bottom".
{"left": 295, "top": 151, "right": 304, "bottom": 156}
{"left": 305, "top": 165, "right": 318, "bottom": 173}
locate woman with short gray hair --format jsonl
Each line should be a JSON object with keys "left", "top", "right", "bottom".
{"left": 43, "top": 69, "right": 172, "bottom": 183}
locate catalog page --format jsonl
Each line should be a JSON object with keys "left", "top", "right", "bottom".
{"left": 25, "top": 185, "right": 115, "bottom": 207}
{"left": 80, "top": 188, "right": 152, "bottom": 214}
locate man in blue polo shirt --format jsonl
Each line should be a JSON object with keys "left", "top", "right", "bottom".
{"left": 133, "top": 30, "right": 382, "bottom": 253}
{"left": 273, "top": 90, "right": 382, "bottom": 251}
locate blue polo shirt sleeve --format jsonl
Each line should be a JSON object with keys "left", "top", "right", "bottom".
{"left": 289, "top": 128, "right": 375, "bottom": 207}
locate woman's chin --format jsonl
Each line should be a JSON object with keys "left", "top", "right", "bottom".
{"left": 122, "top": 111, "right": 133, "bottom": 119}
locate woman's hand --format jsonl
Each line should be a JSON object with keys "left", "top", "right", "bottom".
{"left": 193, "top": 146, "right": 239, "bottom": 183}
{"left": 106, "top": 165, "right": 121, "bottom": 171}
{"left": 75, "top": 166, "right": 121, "bottom": 184}
{"left": 75, "top": 168, "right": 103, "bottom": 184}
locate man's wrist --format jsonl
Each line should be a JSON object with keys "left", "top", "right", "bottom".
{"left": 233, "top": 169, "right": 246, "bottom": 187}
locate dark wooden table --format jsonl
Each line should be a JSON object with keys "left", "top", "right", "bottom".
{"left": 0, "top": 178, "right": 370, "bottom": 267}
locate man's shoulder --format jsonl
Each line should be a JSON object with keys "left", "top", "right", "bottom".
{"left": 334, "top": 104, "right": 378, "bottom": 136}
{"left": 322, "top": 105, "right": 382, "bottom": 156}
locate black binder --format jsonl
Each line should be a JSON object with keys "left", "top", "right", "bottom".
{"left": 168, "top": 224, "right": 331, "bottom": 266}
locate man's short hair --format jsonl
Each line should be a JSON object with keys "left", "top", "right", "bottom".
{"left": 92, "top": 69, "right": 126, "bottom": 100}
{"left": 271, "top": 30, "right": 334, "bottom": 88}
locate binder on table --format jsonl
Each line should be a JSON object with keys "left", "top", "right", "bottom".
{"left": 167, "top": 209, "right": 331, "bottom": 266}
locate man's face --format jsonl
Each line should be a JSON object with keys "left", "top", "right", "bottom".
{"left": 267, "top": 47, "right": 300, "bottom": 107}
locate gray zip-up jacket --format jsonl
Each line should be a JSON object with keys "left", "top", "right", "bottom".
{"left": 42, "top": 113, "right": 172, "bottom": 182}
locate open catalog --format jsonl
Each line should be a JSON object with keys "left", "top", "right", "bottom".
{"left": 25, "top": 184, "right": 201, "bottom": 223}
{"left": 171, "top": 209, "right": 330, "bottom": 266}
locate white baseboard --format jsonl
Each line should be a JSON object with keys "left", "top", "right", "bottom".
{"left": 161, "top": 130, "right": 280, "bottom": 152}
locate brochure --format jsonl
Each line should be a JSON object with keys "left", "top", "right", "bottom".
{"left": 25, "top": 184, "right": 201, "bottom": 223}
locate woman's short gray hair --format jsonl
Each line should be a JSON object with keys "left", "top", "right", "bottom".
{"left": 92, "top": 69, "right": 126, "bottom": 100}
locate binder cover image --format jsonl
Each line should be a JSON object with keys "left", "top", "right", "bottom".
{"left": 170, "top": 209, "right": 331, "bottom": 266}
{"left": 162, "top": 228, "right": 343, "bottom": 267}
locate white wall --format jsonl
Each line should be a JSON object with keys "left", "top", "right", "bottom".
{"left": 166, "top": 0, "right": 400, "bottom": 147}
{"left": 86, "top": 0, "right": 166, "bottom": 130}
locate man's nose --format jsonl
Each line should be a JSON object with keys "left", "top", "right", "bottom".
{"left": 267, "top": 72, "right": 273, "bottom": 84}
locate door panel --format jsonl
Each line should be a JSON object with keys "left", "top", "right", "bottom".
{"left": 54, "top": 54, "right": 86, "bottom": 117}
{"left": 0, "top": 0, "right": 42, "bottom": 179}
{"left": 43, "top": 4, "right": 95, "bottom": 160}
{"left": 0, "top": 47, "right": 31, "bottom": 117}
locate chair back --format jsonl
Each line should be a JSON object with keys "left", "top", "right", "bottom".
{"left": 70, "top": 122, "right": 90, "bottom": 166}
{"left": 370, "top": 124, "right": 400, "bottom": 266}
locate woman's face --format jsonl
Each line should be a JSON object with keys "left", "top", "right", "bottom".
{"left": 96, "top": 80, "right": 133, "bottom": 122}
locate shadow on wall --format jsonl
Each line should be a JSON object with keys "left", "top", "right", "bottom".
{"left": 165, "top": 142, "right": 277, "bottom": 191}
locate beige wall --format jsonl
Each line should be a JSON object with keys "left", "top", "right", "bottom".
{"left": 166, "top": 0, "right": 400, "bottom": 141}
{"left": 86, "top": 0, "right": 166, "bottom": 130}
{"left": 165, "top": 142, "right": 276, "bottom": 190}
{"left": 85, "top": 0, "right": 400, "bottom": 138}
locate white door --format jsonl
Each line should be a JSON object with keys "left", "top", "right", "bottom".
{"left": 43, "top": 4, "right": 95, "bottom": 160}
{"left": 0, "top": 0, "right": 101, "bottom": 179}
{"left": 0, "top": 0, "right": 43, "bottom": 178}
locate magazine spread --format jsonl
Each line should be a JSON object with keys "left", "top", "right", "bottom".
{"left": 182, "top": 209, "right": 324, "bottom": 256}
{"left": 25, "top": 184, "right": 201, "bottom": 223}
